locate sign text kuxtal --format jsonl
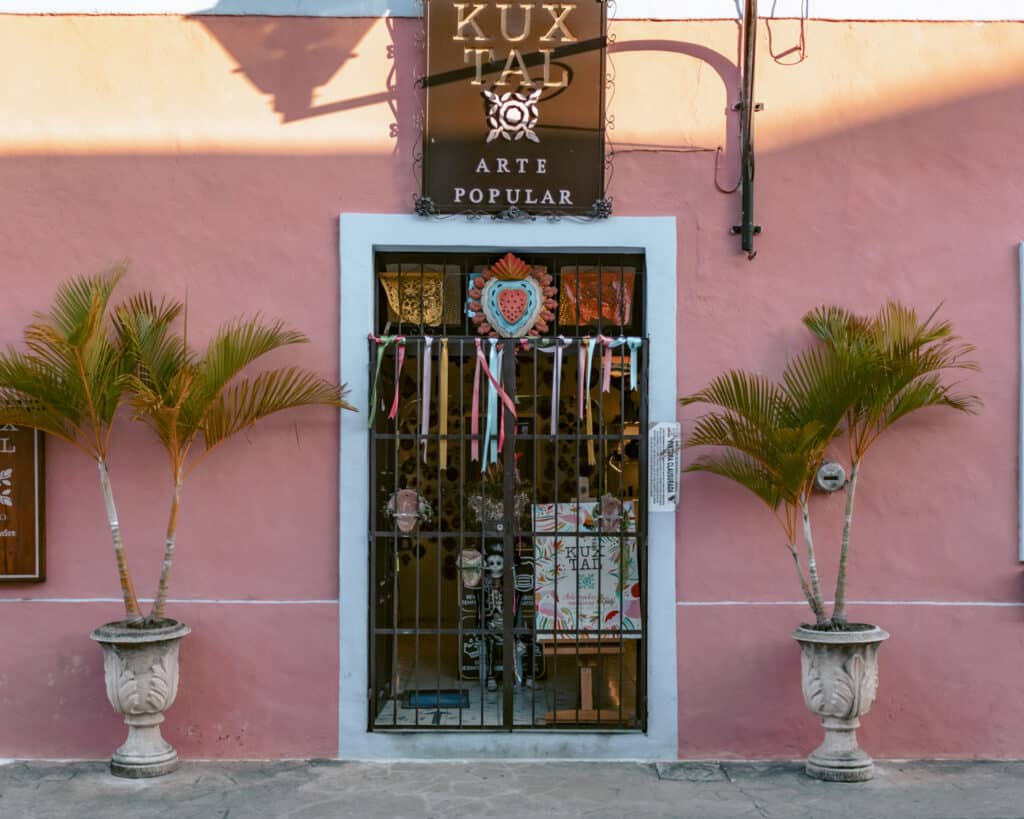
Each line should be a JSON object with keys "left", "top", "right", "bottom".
{"left": 422, "top": 1, "right": 608, "bottom": 216}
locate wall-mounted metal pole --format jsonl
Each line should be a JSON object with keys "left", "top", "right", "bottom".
{"left": 732, "top": 0, "right": 762, "bottom": 259}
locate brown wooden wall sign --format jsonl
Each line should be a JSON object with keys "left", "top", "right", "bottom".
{"left": 0, "top": 426, "right": 45, "bottom": 581}
{"left": 421, "top": 0, "right": 608, "bottom": 217}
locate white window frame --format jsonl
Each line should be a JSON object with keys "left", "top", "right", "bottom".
{"left": 338, "top": 213, "right": 678, "bottom": 759}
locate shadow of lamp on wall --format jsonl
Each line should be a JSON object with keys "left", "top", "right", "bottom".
{"left": 191, "top": 1, "right": 387, "bottom": 123}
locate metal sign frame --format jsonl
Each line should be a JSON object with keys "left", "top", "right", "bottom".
{"left": 0, "top": 426, "right": 46, "bottom": 582}
{"left": 420, "top": 0, "right": 609, "bottom": 218}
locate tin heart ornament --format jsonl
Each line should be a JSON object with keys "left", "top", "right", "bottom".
{"left": 466, "top": 253, "right": 557, "bottom": 338}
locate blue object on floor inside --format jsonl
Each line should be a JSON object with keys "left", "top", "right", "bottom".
{"left": 402, "top": 689, "right": 471, "bottom": 709}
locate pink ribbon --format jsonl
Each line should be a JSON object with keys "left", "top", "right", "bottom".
{"left": 471, "top": 344, "right": 481, "bottom": 462}
{"left": 476, "top": 339, "right": 517, "bottom": 458}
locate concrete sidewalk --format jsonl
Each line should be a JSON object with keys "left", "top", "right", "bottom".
{"left": 1, "top": 760, "right": 1022, "bottom": 819}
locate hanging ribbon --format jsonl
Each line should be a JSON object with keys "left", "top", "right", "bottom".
{"left": 388, "top": 339, "right": 406, "bottom": 420}
{"left": 494, "top": 344, "right": 505, "bottom": 463}
{"left": 598, "top": 334, "right": 615, "bottom": 393}
{"left": 577, "top": 342, "right": 586, "bottom": 419}
{"left": 626, "top": 337, "right": 642, "bottom": 391}
{"left": 474, "top": 338, "right": 517, "bottom": 471}
{"left": 471, "top": 342, "right": 482, "bottom": 462}
{"left": 481, "top": 339, "right": 493, "bottom": 470}
{"left": 598, "top": 335, "right": 639, "bottom": 393}
{"left": 484, "top": 341, "right": 498, "bottom": 469}
{"left": 584, "top": 337, "right": 598, "bottom": 465}
{"left": 367, "top": 335, "right": 404, "bottom": 428}
{"left": 439, "top": 338, "right": 449, "bottom": 466}
{"left": 420, "top": 336, "right": 433, "bottom": 463}
{"left": 536, "top": 336, "right": 571, "bottom": 436}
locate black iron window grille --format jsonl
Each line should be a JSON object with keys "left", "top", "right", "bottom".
{"left": 368, "top": 252, "right": 648, "bottom": 731}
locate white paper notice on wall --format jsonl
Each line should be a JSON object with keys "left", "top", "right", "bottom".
{"left": 648, "top": 422, "right": 681, "bottom": 512}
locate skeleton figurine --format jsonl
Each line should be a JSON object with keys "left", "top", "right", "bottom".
{"left": 513, "top": 554, "right": 535, "bottom": 687}
{"left": 482, "top": 545, "right": 504, "bottom": 691}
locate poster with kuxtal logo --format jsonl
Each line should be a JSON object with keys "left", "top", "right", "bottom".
{"left": 532, "top": 501, "right": 641, "bottom": 639}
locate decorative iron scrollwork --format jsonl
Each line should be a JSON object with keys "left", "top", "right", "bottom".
{"left": 414, "top": 196, "right": 437, "bottom": 217}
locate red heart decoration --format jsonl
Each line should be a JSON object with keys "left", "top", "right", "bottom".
{"left": 497, "top": 288, "right": 528, "bottom": 324}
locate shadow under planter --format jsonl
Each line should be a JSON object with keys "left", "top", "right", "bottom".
{"left": 792, "top": 624, "right": 889, "bottom": 782}
{"left": 90, "top": 620, "right": 191, "bottom": 778}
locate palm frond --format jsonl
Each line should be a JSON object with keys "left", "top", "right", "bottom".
{"left": 685, "top": 450, "right": 786, "bottom": 510}
{"left": 115, "top": 295, "right": 190, "bottom": 400}
{"left": 680, "top": 370, "right": 786, "bottom": 430}
{"left": 803, "top": 301, "right": 981, "bottom": 454}
{"left": 0, "top": 270, "right": 132, "bottom": 455}
{"left": 199, "top": 367, "right": 354, "bottom": 452}
{"left": 781, "top": 344, "right": 860, "bottom": 436}
{"left": 802, "top": 305, "right": 868, "bottom": 346}
{"left": 0, "top": 391, "right": 80, "bottom": 447}
{"left": 196, "top": 316, "right": 308, "bottom": 402}
{"left": 46, "top": 266, "right": 124, "bottom": 348}
{"left": 880, "top": 374, "right": 981, "bottom": 431}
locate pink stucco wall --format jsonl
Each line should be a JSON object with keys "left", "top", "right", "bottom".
{"left": 0, "top": 15, "right": 1021, "bottom": 759}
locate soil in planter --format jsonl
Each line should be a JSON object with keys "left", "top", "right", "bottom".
{"left": 799, "top": 622, "right": 877, "bottom": 633}
{"left": 123, "top": 618, "right": 178, "bottom": 630}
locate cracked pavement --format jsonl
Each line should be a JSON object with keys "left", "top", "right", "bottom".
{"left": 1, "top": 760, "right": 1023, "bottom": 818}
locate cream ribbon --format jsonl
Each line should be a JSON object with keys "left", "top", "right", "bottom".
{"left": 439, "top": 338, "right": 449, "bottom": 466}
{"left": 420, "top": 336, "right": 433, "bottom": 464}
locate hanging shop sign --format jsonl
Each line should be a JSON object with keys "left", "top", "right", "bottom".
{"left": 421, "top": 0, "right": 608, "bottom": 217}
{"left": 0, "top": 426, "right": 45, "bottom": 581}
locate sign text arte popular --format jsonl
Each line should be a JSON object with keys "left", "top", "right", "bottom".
{"left": 422, "top": 0, "right": 608, "bottom": 216}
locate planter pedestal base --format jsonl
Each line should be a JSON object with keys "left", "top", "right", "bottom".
{"left": 805, "top": 715, "right": 874, "bottom": 782}
{"left": 109, "top": 712, "right": 180, "bottom": 779}
{"left": 792, "top": 624, "right": 889, "bottom": 783}
{"left": 90, "top": 619, "right": 191, "bottom": 780}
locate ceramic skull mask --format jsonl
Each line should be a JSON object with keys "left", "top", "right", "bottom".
{"left": 387, "top": 489, "right": 431, "bottom": 534}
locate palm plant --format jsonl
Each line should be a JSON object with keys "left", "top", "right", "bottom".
{"left": 681, "top": 301, "right": 979, "bottom": 629}
{"left": 0, "top": 269, "right": 355, "bottom": 626}
{"left": 0, "top": 268, "right": 150, "bottom": 621}
{"left": 801, "top": 301, "right": 979, "bottom": 625}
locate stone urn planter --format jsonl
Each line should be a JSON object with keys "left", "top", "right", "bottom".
{"left": 90, "top": 620, "right": 191, "bottom": 778}
{"left": 792, "top": 624, "right": 889, "bottom": 782}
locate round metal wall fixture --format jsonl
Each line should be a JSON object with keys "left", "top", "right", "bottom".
{"left": 814, "top": 461, "right": 847, "bottom": 493}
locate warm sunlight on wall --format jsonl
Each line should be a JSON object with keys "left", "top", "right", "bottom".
{"left": 0, "top": 16, "right": 398, "bottom": 153}
{"left": 609, "top": 21, "right": 1024, "bottom": 153}
{"left": 0, "top": 16, "right": 1021, "bottom": 155}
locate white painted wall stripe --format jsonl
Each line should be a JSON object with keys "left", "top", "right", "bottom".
{"left": 0, "top": 597, "right": 337, "bottom": 604}
{"left": 677, "top": 600, "right": 1024, "bottom": 607}
{"left": 3, "top": 1, "right": 1024, "bottom": 21}
{"left": 3, "top": 598, "right": 1019, "bottom": 607}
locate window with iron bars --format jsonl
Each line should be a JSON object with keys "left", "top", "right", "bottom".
{"left": 368, "top": 251, "right": 648, "bottom": 731}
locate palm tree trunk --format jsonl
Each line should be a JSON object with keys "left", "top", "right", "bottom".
{"left": 97, "top": 458, "right": 143, "bottom": 622}
{"left": 831, "top": 461, "right": 859, "bottom": 626}
{"left": 800, "top": 497, "right": 828, "bottom": 625}
{"left": 787, "top": 542, "right": 824, "bottom": 622}
{"left": 150, "top": 476, "right": 182, "bottom": 623}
